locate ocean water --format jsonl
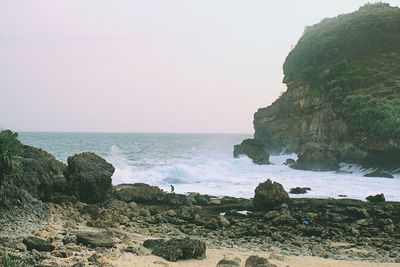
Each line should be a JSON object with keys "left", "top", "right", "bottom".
{"left": 19, "top": 132, "right": 400, "bottom": 201}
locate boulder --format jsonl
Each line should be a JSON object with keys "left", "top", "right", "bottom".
{"left": 113, "top": 183, "right": 165, "bottom": 204}
{"left": 74, "top": 231, "right": 116, "bottom": 248}
{"left": 6, "top": 145, "right": 67, "bottom": 201}
{"left": 217, "top": 258, "right": 241, "bottom": 267}
{"left": 233, "top": 139, "right": 270, "bottom": 165}
{"left": 114, "top": 183, "right": 192, "bottom": 206}
{"left": 245, "top": 255, "right": 277, "bottom": 267}
{"left": 289, "top": 187, "right": 311, "bottom": 194}
{"left": 366, "top": 193, "right": 385, "bottom": 203}
{"left": 364, "top": 171, "right": 394, "bottom": 178}
{"left": 23, "top": 236, "right": 55, "bottom": 252}
{"left": 151, "top": 238, "right": 206, "bottom": 262}
{"left": 290, "top": 142, "right": 339, "bottom": 171}
{"left": 253, "top": 179, "right": 289, "bottom": 210}
{"left": 66, "top": 152, "right": 115, "bottom": 204}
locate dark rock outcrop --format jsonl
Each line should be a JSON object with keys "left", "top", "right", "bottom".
{"left": 290, "top": 142, "right": 339, "bottom": 171}
{"left": 114, "top": 183, "right": 164, "bottom": 204}
{"left": 245, "top": 255, "right": 276, "bottom": 267}
{"left": 364, "top": 171, "right": 394, "bottom": 178}
{"left": 366, "top": 193, "right": 385, "bottom": 203}
{"left": 74, "top": 231, "right": 116, "bottom": 248}
{"left": 151, "top": 238, "right": 206, "bottom": 262}
{"left": 233, "top": 139, "right": 270, "bottom": 165}
{"left": 6, "top": 145, "right": 67, "bottom": 201}
{"left": 23, "top": 236, "right": 55, "bottom": 252}
{"left": 66, "top": 152, "right": 115, "bottom": 204}
{"left": 289, "top": 187, "right": 311, "bottom": 194}
{"left": 113, "top": 183, "right": 193, "bottom": 206}
{"left": 253, "top": 179, "right": 289, "bottom": 210}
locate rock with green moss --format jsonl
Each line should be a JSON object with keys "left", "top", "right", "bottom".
{"left": 233, "top": 139, "right": 270, "bottom": 165}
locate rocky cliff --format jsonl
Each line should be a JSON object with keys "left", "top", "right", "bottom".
{"left": 246, "top": 3, "right": 400, "bottom": 169}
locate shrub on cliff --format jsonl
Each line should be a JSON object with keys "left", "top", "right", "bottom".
{"left": 0, "top": 130, "right": 21, "bottom": 185}
{"left": 283, "top": 3, "right": 400, "bottom": 86}
{"left": 341, "top": 94, "right": 400, "bottom": 138}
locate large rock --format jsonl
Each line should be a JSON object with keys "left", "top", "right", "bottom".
{"left": 366, "top": 193, "right": 385, "bottom": 203}
{"left": 233, "top": 139, "right": 270, "bottom": 165}
{"left": 66, "top": 152, "right": 114, "bottom": 204}
{"left": 6, "top": 145, "right": 67, "bottom": 201}
{"left": 364, "top": 171, "right": 394, "bottom": 178}
{"left": 113, "top": 183, "right": 165, "bottom": 204}
{"left": 23, "top": 236, "right": 55, "bottom": 252}
{"left": 245, "top": 255, "right": 277, "bottom": 267}
{"left": 253, "top": 179, "right": 289, "bottom": 210}
{"left": 290, "top": 142, "right": 339, "bottom": 171}
{"left": 113, "top": 183, "right": 192, "bottom": 206}
{"left": 151, "top": 238, "right": 206, "bottom": 262}
{"left": 74, "top": 231, "right": 116, "bottom": 248}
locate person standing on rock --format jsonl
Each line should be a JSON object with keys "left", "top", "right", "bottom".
{"left": 170, "top": 185, "right": 175, "bottom": 194}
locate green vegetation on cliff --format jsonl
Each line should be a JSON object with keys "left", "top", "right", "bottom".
{"left": 0, "top": 130, "right": 21, "bottom": 184}
{"left": 341, "top": 95, "right": 400, "bottom": 138}
{"left": 282, "top": 3, "right": 400, "bottom": 140}
{"left": 283, "top": 3, "right": 400, "bottom": 85}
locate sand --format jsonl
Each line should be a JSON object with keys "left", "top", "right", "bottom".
{"left": 114, "top": 248, "right": 400, "bottom": 267}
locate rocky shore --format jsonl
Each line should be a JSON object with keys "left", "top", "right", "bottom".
{"left": 1, "top": 131, "right": 400, "bottom": 266}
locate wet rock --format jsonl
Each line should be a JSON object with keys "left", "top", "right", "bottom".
{"left": 217, "top": 257, "right": 241, "bottom": 267}
{"left": 245, "top": 255, "right": 276, "bottom": 267}
{"left": 74, "top": 231, "right": 116, "bottom": 248}
{"left": 364, "top": 171, "right": 394, "bottom": 178}
{"left": 290, "top": 142, "right": 339, "bottom": 171}
{"left": 253, "top": 179, "right": 289, "bottom": 210}
{"left": 289, "top": 187, "right": 311, "bottom": 194}
{"left": 233, "top": 139, "right": 270, "bottom": 165}
{"left": 284, "top": 158, "right": 296, "bottom": 165}
{"left": 66, "top": 152, "right": 115, "bottom": 204}
{"left": 23, "top": 236, "right": 55, "bottom": 252}
{"left": 366, "top": 193, "right": 385, "bottom": 203}
{"left": 151, "top": 238, "right": 206, "bottom": 262}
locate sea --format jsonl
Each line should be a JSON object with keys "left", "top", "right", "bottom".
{"left": 19, "top": 132, "right": 400, "bottom": 201}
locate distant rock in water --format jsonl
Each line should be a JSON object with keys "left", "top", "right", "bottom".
{"left": 66, "top": 152, "right": 115, "bottom": 204}
{"left": 233, "top": 139, "right": 270, "bottom": 165}
{"left": 366, "top": 193, "right": 385, "bottom": 203}
{"left": 364, "top": 171, "right": 394, "bottom": 178}
{"left": 289, "top": 187, "right": 311, "bottom": 194}
{"left": 290, "top": 142, "right": 339, "bottom": 171}
{"left": 238, "top": 3, "right": 400, "bottom": 169}
{"left": 253, "top": 179, "right": 289, "bottom": 210}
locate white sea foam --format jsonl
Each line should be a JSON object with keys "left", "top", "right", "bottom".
{"left": 107, "top": 146, "right": 400, "bottom": 201}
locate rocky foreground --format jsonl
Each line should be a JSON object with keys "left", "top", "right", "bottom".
{"left": 0, "top": 131, "right": 399, "bottom": 266}
{"left": 1, "top": 178, "right": 400, "bottom": 266}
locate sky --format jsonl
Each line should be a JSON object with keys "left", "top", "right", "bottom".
{"left": 1, "top": 0, "right": 399, "bottom": 133}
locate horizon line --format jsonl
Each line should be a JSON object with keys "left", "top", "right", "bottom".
{"left": 17, "top": 130, "right": 253, "bottom": 135}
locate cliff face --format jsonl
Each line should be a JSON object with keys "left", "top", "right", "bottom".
{"left": 251, "top": 4, "right": 400, "bottom": 168}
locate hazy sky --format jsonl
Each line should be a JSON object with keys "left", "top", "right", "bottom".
{"left": 1, "top": 0, "right": 398, "bottom": 133}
